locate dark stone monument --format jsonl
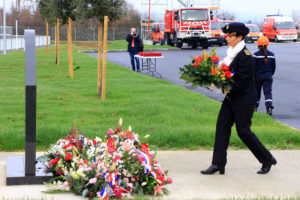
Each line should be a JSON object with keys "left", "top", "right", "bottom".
{"left": 6, "top": 30, "right": 52, "bottom": 185}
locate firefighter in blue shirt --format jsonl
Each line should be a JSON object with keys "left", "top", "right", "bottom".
{"left": 253, "top": 36, "right": 276, "bottom": 115}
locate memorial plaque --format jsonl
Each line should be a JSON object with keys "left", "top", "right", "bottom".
{"left": 6, "top": 30, "right": 52, "bottom": 185}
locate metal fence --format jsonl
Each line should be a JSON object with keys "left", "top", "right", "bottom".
{"left": 0, "top": 35, "right": 51, "bottom": 51}
{"left": 7, "top": 25, "right": 143, "bottom": 42}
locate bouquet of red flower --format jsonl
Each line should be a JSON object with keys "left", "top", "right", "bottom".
{"left": 179, "top": 47, "right": 234, "bottom": 91}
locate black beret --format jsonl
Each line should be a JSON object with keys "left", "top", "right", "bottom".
{"left": 222, "top": 22, "right": 249, "bottom": 37}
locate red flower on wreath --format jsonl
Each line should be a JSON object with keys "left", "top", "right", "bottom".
{"left": 65, "top": 152, "right": 73, "bottom": 161}
{"left": 49, "top": 157, "right": 60, "bottom": 165}
{"left": 140, "top": 143, "right": 149, "bottom": 154}
{"left": 107, "top": 138, "right": 116, "bottom": 153}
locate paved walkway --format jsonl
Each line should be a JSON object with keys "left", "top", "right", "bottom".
{"left": 1, "top": 150, "right": 300, "bottom": 199}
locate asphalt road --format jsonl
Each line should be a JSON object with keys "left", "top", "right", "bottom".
{"left": 88, "top": 42, "right": 300, "bottom": 130}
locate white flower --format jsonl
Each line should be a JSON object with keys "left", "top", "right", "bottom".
{"left": 95, "top": 137, "right": 102, "bottom": 143}
{"left": 142, "top": 182, "right": 147, "bottom": 186}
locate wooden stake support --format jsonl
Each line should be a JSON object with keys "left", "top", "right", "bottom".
{"left": 101, "top": 16, "right": 109, "bottom": 100}
{"left": 97, "top": 22, "right": 103, "bottom": 96}
{"left": 68, "top": 17, "right": 73, "bottom": 78}
{"left": 56, "top": 19, "right": 60, "bottom": 65}
{"left": 46, "top": 22, "right": 49, "bottom": 57}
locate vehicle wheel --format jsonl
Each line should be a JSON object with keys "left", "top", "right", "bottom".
{"left": 191, "top": 42, "right": 198, "bottom": 48}
{"left": 160, "top": 39, "right": 165, "bottom": 45}
{"left": 251, "top": 39, "right": 254, "bottom": 43}
{"left": 201, "top": 40, "right": 209, "bottom": 49}
{"left": 275, "top": 36, "right": 279, "bottom": 43}
{"left": 218, "top": 42, "right": 223, "bottom": 46}
{"left": 152, "top": 40, "right": 156, "bottom": 45}
{"left": 176, "top": 41, "right": 183, "bottom": 48}
{"left": 293, "top": 39, "right": 297, "bottom": 42}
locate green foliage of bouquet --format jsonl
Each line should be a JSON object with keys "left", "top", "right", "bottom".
{"left": 40, "top": 119, "right": 172, "bottom": 199}
{"left": 179, "top": 47, "right": 234, "bottom": 91}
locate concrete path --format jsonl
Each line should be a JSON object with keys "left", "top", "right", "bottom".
{"left": 1, "top": 150, "right": 300, "bottom": 199}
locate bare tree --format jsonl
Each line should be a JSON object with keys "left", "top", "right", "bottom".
{"left": 217, "top": 9, "right": 235, "bottom": 20}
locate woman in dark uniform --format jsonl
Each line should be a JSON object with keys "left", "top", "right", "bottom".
{"left": 201, "top": 22, "right": 277, "bottom": 175}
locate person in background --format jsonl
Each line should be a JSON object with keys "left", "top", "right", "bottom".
{"left": 200, "top": 22, "right": 277, "bottom": 175}
{"left": 253, "top": 36, "right": 276, "bottom": 116}
{"left": 126, "top": 28, "right": 141, "bottom": 72}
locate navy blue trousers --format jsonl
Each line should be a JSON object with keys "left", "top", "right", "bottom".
{"left": 255, "top": 76, "right": 273, "bottom": 108}
{"left": 129, "top": 51, "right": 140, "bottom": 71}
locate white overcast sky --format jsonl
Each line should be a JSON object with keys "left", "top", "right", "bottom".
{"left": 125, "top": 0, "right": 300, "bottom": 23}
{"left": 1, "top": 0, "right": 299, "bottom": 23}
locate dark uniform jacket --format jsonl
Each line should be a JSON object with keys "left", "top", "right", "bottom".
{"left": 224, "top": 47, "right": 257, "bottom": 105}
{"left": 126, "top": 34, "right": 141, "bottom": 53}
{"left": 253, "top": 49, "right": 276, "bottom": 78}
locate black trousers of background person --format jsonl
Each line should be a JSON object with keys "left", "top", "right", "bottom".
{"left": 212, "top": 103, "right": 274, "bottom": 168}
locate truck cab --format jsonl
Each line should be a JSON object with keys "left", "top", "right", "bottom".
{"left": 245, "top": 24, "right": 262, "bottom": 43}
{"left": 151, "top": 23, "right": 165, "bottom": 45}
{"left": 262, "top": 15, "right": 298, "bottom": 42}
{"left": 209, "top": 18, "right": 225, "bottom": 46}
{"left": 164, "top": 8, "right": 213, "bottom": 49}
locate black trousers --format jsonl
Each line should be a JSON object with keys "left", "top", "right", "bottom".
{"left": 212, "top": 103, "right": 273, "bottom": 167}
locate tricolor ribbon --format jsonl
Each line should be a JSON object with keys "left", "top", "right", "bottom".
{"left": 102, "top": 172, "right": 118, "bottom": 187}
{"left": 100, "top": 187, "right": 109, "bottom": 199}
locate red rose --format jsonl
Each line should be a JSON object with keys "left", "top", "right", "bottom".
{"left": 167, "top": 177, "right": 173, "bottom": 184}
{"left": 157, "top": 176, "right": 165, "bottom": 185}
{"left": 225, "top": 71, "right": 232, "bottom": 78}
{"left": 56, "top": 167, "right": 64, "bottom": 176}
{"left": 113, "top": 155, "right": 121, "bottom": 163}
{"left": 211, "top": 56, "right": 220, "bottom": 63}
{"left": 107, "top": 138, "right": 116, "bottom": 153}
{"left": 192, "top": 63, "right": 199, "bottom": 67}
{"left": 65, "top": 152, "right": 73, "bottom": 161}
{"left": 194, "top": 56, "right": 203, "bottom": 64}
{"left": 140, "top": 143, "right": 149, "bottom": 154}
{"left": 222, "top": 65, "right": 229, "bottom": 71}
{"left": 49, "top": 157, "right": 60, "bottom": 165}
{"left": 138, "top": 156, "right": 145, "bottom": 164}
{"left": 107, "top": 128, "right": 114, "bottom": 136}
{"left": 126, "top": 132, "right": 135, "bottom": 140}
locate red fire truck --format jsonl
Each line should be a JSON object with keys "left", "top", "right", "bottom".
{"left": 209, "top": 18, "right": 225, "bottom": 46}
{"left": 164, "top": 8, "right": 214, "bottom": 49}
{"left": 151, "top": 23, "right": 165, "bottom": 45}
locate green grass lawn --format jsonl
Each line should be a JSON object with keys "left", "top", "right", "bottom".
{"left": 0, "top": 44, "right": 300, "bottom": 151}
{"left": 71, "top": 40, "right": 178, "bottom": 51}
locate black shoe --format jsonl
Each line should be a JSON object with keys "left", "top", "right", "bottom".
{"left": 257, "top": 157, "right": 277, "bottom": 174}
{"left": 266, "top": 107, "right": 272, "bottom": 116}
{"left": 200, "top": 165, "right": 225, "bottom": 175}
